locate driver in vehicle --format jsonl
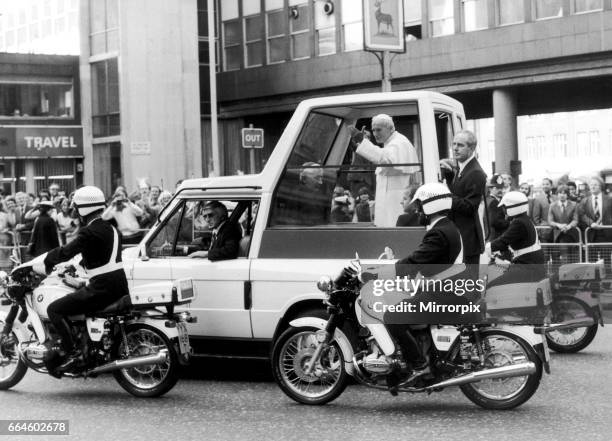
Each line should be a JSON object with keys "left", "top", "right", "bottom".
{"left": 188, "top": 201, "right": 242, "bottom": 261}
{"left": 39, "top": 186, "right": 129, "bottom": 371}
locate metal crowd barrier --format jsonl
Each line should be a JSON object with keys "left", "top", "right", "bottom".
{"left": 584, "top": 226, "right": 612, "bottom": 276}
{"left": 0, "top": 231, "right": 23, "bottom": 271}
{"left": 535, "top": 226, "right": 583, "bottom": 277}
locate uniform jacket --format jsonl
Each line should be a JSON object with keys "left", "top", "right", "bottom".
{"left": 208, "top": 220, "right": 242, "bottom": 261}
{"left": 442, "top": 157, "right": 486, "bottom": 257}
{"left": 487, "top": 195, "right": 509, "bottom": 241}
{"left": 491, "top": 213, "right": 545, "bottom": 265}
{"left": 547, "top": 200, "right": 579, "bottom": 242}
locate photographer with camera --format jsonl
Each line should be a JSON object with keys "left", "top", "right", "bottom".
{"left": 101, "top": 188, "right": 144, "bottom": 245}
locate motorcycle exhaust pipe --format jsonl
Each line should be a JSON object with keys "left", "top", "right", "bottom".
{"left": 87, "top": 350, "right": 168, "bottom": 376}
{"left": 544, "top": 317, "right": 596, "bottom": 333}
{"left": 420, "top": 362, "right": 536, "bottom": 391}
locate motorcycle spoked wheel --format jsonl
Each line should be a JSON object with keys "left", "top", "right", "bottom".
{"left": 546, "top": 297, "right": 598, "bottom": 353}
{"left": 112, "top": 324, "right": 180, "bottom": 398}
{"left": 0, "top": 324, "right": 27, "bottom": 390}
{"left": 456, "top": 330, "right": 542, "bottom": 410}
{"left": 272, "top": 326, "right": 348, "bottom": 405}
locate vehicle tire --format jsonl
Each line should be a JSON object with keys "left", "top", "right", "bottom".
{"left": 546, "top": 297, "right": 598, "bottom": 353}
{"left": 0, "top": 326, "right": 27, "bottom": 390}
{"left": 272, "top": 325, "right": 349, "bottom": 405}
{"left": 112, "top": 324, "right": 180, "bottom": 398}
{"left": 457, "top": 330, "right": 542, "bottom": 410}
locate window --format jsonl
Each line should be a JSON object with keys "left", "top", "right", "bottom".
{"left": 289, "top": 1, "right": 311, "bottom": 60}
{"left": 89, "top": 0, "right": 119, "bottom": 55}
{"left": 0, "top": 82, "right": 74, "bottom": 118}
{"left": 270, "top": 104, "right": 424, "bottom": 228}
{"left": 223, "top": 19, "right": 242, "bottom": 70}
{"left": 91, "top": 58, "right": 120, "bottom": 137}
{"left": 244, "top": 14, "right": 263, "bottom": 67}
{"left": 146, "top": 199, "right": 258, "bottom": 258}
{"left": 93, "top": 142, "right": 121, "bottom": 197}
{"left": 498, "top": 0, "right": 524, "bottom": 25}
{"left": 429, "top": 0, "right": 454, "bottom": 36}
{"left": 342, "top": 0, "right": 362, "bottom": 51}
{"left": 576, "top": 131, "right": 588, "bottom": 156}
{"left": 589, "top": 130, "right": 600, "bottom": 155}
{"left": 574, "top": 0, "right": 602, "bottom": 13}
{"left": 266, "top": 8, "right": 287, "bottom": 63}
{"left": 315, "top": 0, "right": 336, "bottom": 56}
{"left": 463, "top": 0, "right": 488, "bottom": 31}
{"left": 535, "top": 0, "right": 563, "bottom": 19}
{"left": 553, "top": 134, "right": 567, "bottom": 157}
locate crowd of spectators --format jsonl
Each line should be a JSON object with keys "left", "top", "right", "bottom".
{"left": 0, "top": 181, "right": 175, "bottom": 268}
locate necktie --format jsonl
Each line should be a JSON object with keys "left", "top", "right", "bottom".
{"left": 561, "top": 202, "right": 566, "bottom": 214}
{"left": 594, "top": 197, "right": 600, "bottom": 222}
{"left": 546, "top": 194, "right": 551, "bottom": 205}
{"left": 210, "top": 231, "right": 217, "bottom": 249}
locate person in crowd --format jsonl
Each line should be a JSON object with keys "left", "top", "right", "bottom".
{"left": 548, "top": 185, "right": 579, "bottom": 264}
{"left": 501, "top": 173, "right": 514, "bottom": 195}
{"left": 579, "top": 176, "right": 612, "bottom": 263}
{"left": 486, "top": 191, "right": 546, "bottom": 287}
{"left": 519, "top": 182, "right": 535, "bottom": 218}
{"left": 3, "top": 197, "right": 20, "bottom": 229}
{"left": 149, "top": 190, "right": 173, "bottom": 219}
{"left": 14, "top": 191, "right": 35, "bottom": 233}
{"left": 566, "top": 181, "right": 581, "bottom": 203}
{"left": 102, "top": 188, "right": 144, "bottom": 245}
{"left": 330, "top": 186, "right": 355, "bottom": 223}
{"left": 0, "top": 201, "right": 15, "bottom": 266}
{"left": 396, "top": 185, "right": 420, "bottom": 227}
{"left": 439, "top": 130, "right": 486, "bottom": 268}
{"left": 487, "top": 174, "right": 509, "bottom": 241}
{"left": 349, "top": 114, "right": 420, "bottom": 227}
{"left": 354, "top": 187, "right": 375, "bottom": 223}
{"left": 48, "top": 183, "right": 61, "bottom": 201}
{"left": 55, "top": 197, "right": 79, "bottom": 245}
{"left": 188, "top": 201, "right": 242, "bottom": 261}
{"left": 149, "top": 186, "right": 161, "bottom": 207}
{"left": 27, "top": 201, "right": 60, "bottom": 258}
{"left": 532, "top": 177, "right": 556, "bottom": 243}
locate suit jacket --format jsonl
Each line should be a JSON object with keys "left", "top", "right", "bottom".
{"left": 579, "top": 194, "right": 612, "bottom": 242}
{"left": 208, "top": 220, "right": 242, "bottom": 261}
{"left": 548, "top": 200, "right": 579, "bottom": 242}
{"left": 531, "top": 193, "right": 556, "bottom": 226}
{"left": 442, "top": 157, "right": 486, "bottom": 257}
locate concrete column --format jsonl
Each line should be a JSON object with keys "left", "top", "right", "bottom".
{"left": 493, "top": 89, "right": 519, "bottom": 186}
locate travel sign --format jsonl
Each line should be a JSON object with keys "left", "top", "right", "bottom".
{"left": 0, "top": 127, "right": 84, "bottom": 158}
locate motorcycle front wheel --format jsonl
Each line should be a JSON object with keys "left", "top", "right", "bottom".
{"left": 457, "top": 330, "right": 542, "bottom": 410}
{"left": 0, "top": 325, "right": 27, "bottom": 390}
{"left": 272, "top": 326, "right": 348, "bottom": 405}
{"left": 546, "top": 297, "right": 598, "bottom": 353}
{"left": 113, "top": 324, "right": 180, "bottom": 398}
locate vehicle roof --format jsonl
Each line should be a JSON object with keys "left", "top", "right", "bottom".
{"left": 295, "top": 90, "right": 462, "bottom": 109}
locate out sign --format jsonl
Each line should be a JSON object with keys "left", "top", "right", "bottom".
{"left": 241, "top": 128, "right": 264, "bottom": 149}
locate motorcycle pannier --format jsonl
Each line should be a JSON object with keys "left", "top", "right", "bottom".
{"left": 485, "top": 278, "right": 552, "bottom": 324}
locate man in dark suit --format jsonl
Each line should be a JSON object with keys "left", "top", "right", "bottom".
{"left": 579, "top": 177, "right": 612, "bottom": 264}
{"left": 532, "top": 177, "right": 556, "bottom": 243}
{"left": 440, "top": 130, "right": 486, "bottom": 267}
{"left": 548, "top": 185, "right": 579, "bottom": 264}
{"left": 189, "top": 201, "right": 242, "bottom": 261}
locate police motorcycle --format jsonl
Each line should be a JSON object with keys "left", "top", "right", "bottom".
{"left": 272, "top": 185, "right": 550, "bottom": 410}
{"left": 0, "top": 252, "right": 195, "bottom": 398}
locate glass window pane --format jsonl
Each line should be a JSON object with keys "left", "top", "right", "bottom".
{"left": 199, "top": 40, "right": 210, "bottom": 64}
{"left": 404, "top": 0, "right": 422, "bottom": 24}
{"left": 245, "top": 15, "right": 262, "bottom": 41}
{"left": 91, "top": 62, "right": 107, "bottom": 115}
{"left": 242, "top": 0, "right": 261, "bottom": 16}
{"left": 430, "top": 0, "right": 454, "bottom": 18}
{"left": 499, "top": 0, "right": 524, "bottom": 24}
{"left": 535, "top": 0, "right": 563, "bottom": 18}
{"left": 431, "top": 18, "right": 454, "bottom": 36}
{"left": 107, "top": 29, "right": 119, "bottom": 52}
{"left": 574, "top": 0, "right": 602, "bottom": 12}
{"left": 90, "top": 0, "right": 106, "bottom": 34}
{"left": 268, "top": 10, "right": 285, "bottom": 36}
{"left": 317, "top": 28, "right": 336, "bottom": 56}
{"left": 266, "top": 0, "right": 284, "bottom": 11}
{"left": 225, "top": 45, "right": 242, "bottom": 70}
{"left": 342, "top": 0, "right": 362, "bottom": 23}
{"left": 291, "top": 5, "right": 310, "bottom": 32}
{"left": 343, "top": 22, "right": 363, "bottom": 51}
{"left": 292, "top": 32, "right": 310, "bottom": 59}
{"left": 463, "top": 0, "right": 488, "bottom": 31}
{"left": 246, "top": 41, "right": 263, "bottom": 66}
{"left": 224, "top": 20, "right": 241, "bottom": 45}
{"left": 107, "top": 0, "right": 119, "bottom": 28}
{"left": 268, "top": 37, "right": 287, "bottom": 62}
{"left": 107, "top": 58, "right": 119, "bottom": 113}
{"left": 221, "top": 0, "right": 239, "bottom": 21}
{"left": 315, "top": 2, "right": 335, "bottom": 29}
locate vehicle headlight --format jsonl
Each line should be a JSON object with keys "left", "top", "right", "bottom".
{"left": 317, "top": 276, "right": 333, "bottom": 294}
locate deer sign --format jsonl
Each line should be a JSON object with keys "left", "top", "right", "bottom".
{"left": 374, "top": 0, "right": 394, "bottom": 34}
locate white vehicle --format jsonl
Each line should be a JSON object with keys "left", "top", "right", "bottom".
{"left": 122, "top": 91, "right": 472, "bottom": 358}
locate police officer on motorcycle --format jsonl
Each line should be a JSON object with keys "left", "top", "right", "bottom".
{"left": 485, "top": 191, "right": 546, "bottom": 287}
{"left": 386, "top": 182, "right": 465, "bottom": 385}
{"left": 40, "top": 186, "right": 129, "bottom": 371}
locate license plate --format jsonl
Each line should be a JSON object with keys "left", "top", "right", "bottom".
{"left": 176, "top": 322, "right": 190, "bottom": 354}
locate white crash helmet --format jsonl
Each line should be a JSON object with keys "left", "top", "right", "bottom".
{"left": 411, "top": 182, "right": 453, "bottom": 215}
{"left": 72, "top": 185, "right": 106, "bottom": 217}
{"left": 498, "top": 191, "right": 529, "bottom": 217}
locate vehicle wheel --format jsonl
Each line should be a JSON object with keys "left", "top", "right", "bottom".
{"left": 0, "top": 327, "right": 27, "bottom": 390}
{"left": 546, "top": 297, "right": 598, "bottom": 353}
{"left": 458, "top": 330, "right": 542, "bottom": 410}
{"left": 272, "top": 326, "right": 348, "bottom": 405}
{"left": 113, "top": 324, "right": 180, "bottom": 398}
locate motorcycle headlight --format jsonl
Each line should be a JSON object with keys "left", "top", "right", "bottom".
{"left": 317, "top": 276, "right": 333, "bottom": 294}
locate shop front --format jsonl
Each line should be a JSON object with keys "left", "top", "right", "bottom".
{"left": 0, "top": 126, "right": 84, "bottom": 196}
